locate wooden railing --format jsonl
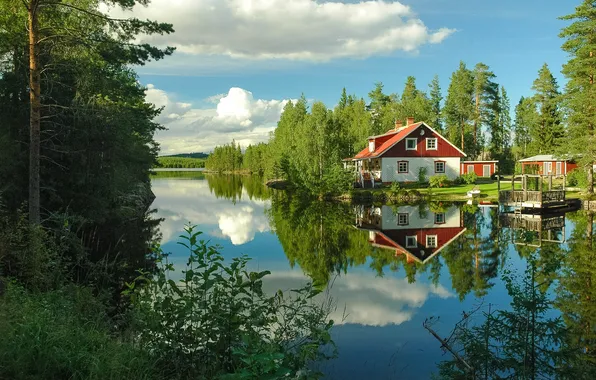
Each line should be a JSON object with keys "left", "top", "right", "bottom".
{"left": 500, "top": 214, "right": 565, "bottom": 231}
{"left": 499, "top": 190, "right": 565, "bottom": 204}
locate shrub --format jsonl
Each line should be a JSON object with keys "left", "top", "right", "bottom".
{"left": 429, "top": 175, "right": 450, "bottom": 188}
{"left": 567, "top": 168, "right": 587, "bottom": 188}
{"left": 0, "top": 284, "right": 155, "bottom": 380}
{"left": 389, "top": 181, "right": 402, "bottom": 197}
{"left": 129, "top": 225, "right": 336, "bottom": 379}
{"left": 460, "top": 172, "right": 478, "bottom": 185}
{"left": 418, "top": 167, "right": 428, "bottom": 184}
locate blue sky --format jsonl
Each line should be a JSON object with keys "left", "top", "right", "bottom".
{"left": 117, "top": 0, "right": 575, "bottom": 154}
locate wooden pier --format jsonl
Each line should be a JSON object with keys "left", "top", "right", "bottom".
{"left": 497, "top": 174, "right": 571, "bottom": 210}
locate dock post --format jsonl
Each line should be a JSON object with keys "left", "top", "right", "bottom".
{"left": 497, "top": 175, "right": 500, "bottom": 192}
{"left": 548, "top": 175, "right": 553, "bottom": 191}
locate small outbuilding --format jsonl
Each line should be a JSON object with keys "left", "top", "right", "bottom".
{"left": 460, "top": 160, "right": 498, "bottom": 177}
{"left": 518, "top": 155, "right": 577, "bottom": 176}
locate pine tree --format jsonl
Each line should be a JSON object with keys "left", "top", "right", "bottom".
{"left": 530, "top": 63, "right": 564, "bottom": 154}
{"left": 514, "top": 96, "right": 537, "bottom": 158}
{"left": 429, "top": 74, "right": 443, "bottom": 132}
{"left": 559, "top": 0, "right": 596, "bottom": 193}
{"left": 444, "top": 61, "right": 475, "bottom": 153}
{"left": 472, "top": 63, "right": 498, "bottom": 158}
{"left": 489, "top": 86, "right": 512, "bottom": 165}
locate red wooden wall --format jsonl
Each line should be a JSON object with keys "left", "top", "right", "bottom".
{"left": 460, "top": 162, "right": 496, "bottom": 177}
{"left": 382, "top": 125, "right": 464, "bottom": 158}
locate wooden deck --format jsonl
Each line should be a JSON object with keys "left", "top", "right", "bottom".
{"left": 499, "top": 212, "right": 565, "bottom": 232}
{"left": 498, "top": 189, "right": 566, "bottom": 208}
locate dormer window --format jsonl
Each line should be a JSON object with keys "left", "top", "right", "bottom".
{"left": 368, "top": 139, "right": 375, "bottom": 153}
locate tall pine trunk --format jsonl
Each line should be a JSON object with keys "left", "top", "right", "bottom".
{"left": 474, "top": 93, "right": 479, "bottom": 158}
{"left": 460, "top": 117, "right": 465, "bottom": 152}
{"left": 28, "top": 0, "right": 41, "bottom": 224}
{"left": 589, "top": 51, "right": 594, "bottom": 194}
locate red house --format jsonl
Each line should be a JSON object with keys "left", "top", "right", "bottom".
{"left": 519, "top": 155, "right": 578, "bottom": 176}
{"left": 460, "top": 160, "right": 498, "bottom": 177}
{"left": 347, "top": 117, "right": 466, "bottom": 185}
{"left": 355, "top": 204, "right": 466, "bottom": 264}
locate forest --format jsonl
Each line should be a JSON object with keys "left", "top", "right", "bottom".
{"left": 207, "top": 0, "right": 595, "bottom": 196}
{"left": 0, "top": 1, "right": 332, "bottom": 379}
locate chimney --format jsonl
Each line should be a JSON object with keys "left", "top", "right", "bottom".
{"left": 394, "top": 120, "right": 403, "bottom": 130}
{"left": 406, "top": 117, "right": 415, "bottom": 126}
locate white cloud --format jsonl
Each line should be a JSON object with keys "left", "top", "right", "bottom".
{"left": 263, "top": 271, "right": 453, "bottom": 327}
{"left": 147, "top": 85, "right": 290, "bottom": 154}
{"left": 151, "top": 178, "right": 270, "bottom": 245}
{"left": 108, "top": 0, "right": 455, "bottom": 62}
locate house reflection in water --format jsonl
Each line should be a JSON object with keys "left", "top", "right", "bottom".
{"left": 354, "top": 204, "right": 467, "bottom": 264}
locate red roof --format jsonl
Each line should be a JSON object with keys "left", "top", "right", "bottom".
{"left": 354, "top": 123, "right": 422, "bottom": 159}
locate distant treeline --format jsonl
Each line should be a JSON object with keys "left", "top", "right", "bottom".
{"left": 156, "top": 157, "right": 206, "bottom": 168}
{"left": 161, "top": 152, "right": 209, "bottom": 159}
{"left": 204, "top": 141, "right": 268, "bottom": 174}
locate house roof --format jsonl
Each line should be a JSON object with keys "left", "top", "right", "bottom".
{"left": 462, "top": 160, "right": 498, "bottom": 163}
{"left": 352, "top": 122, "right": 466, "bottom": 160}
{"left": 519, "top": 154, "right": 573, "bottom": 162}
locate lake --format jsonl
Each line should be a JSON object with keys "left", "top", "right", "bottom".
{"left": 150, "top": 172, "right": 593, "bottom": 379}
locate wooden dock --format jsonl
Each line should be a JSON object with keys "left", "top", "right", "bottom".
{"left": 497, "top": 174, "right": 571, "bottom": 210}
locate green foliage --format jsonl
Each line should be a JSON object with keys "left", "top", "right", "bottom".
{"left": 205, "top": 141, "right": 244, "bottom": 173}
{"left": 529, "top": 63, "right": 564, "bottom": 155}
{"left": 418, "top": 167, "right": 428, "bottom": 184}
{"left": 0, "top": 283, "right": 155, "bottom": 380}
{"left": 429, "top": 174, "right": 450, "bottom": 188}
{"left": 389, "top": 181, "right": 403, "bottom": 197}
{"left": 558, "top": 0, "right": 596, "bottom": 193}
{"left": 129, "top": 225, "right": 336, "bottom": 379}
{"left": 460, "top": 172, "right": 478, "bottom": 185}
{"left": 444, "top": 61, "right": 475, "bottom": 155}
{"left": 157, "top": 157, "right": 206, "bottom": 168}
{"left": 566, "top": 168, "right": 588, "bottom": 188}
{"left": 243, "top": 143, "right": 270, "bottom": 174}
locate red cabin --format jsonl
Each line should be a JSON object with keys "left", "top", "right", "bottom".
{"left": 460, "top": 161, "right": 498, "bottom": 177}
{"left": 518, "top": 155, "right": 578, "bottom": 176}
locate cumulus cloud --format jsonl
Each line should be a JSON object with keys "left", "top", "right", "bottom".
{"left": 147, "top": 85, "right": 290, "bottom": 154}
{"left": 108, "top": 0, "right": 455, "bottom": 62}
{"left": 263, "top": 271, "right": 453, "bottom": 327}
{"left": 151, "top": 178, "right": 270, "bottom": 245}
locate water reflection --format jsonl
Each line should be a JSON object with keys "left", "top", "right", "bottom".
{"left": 149, "top": 174, "right": 595, "bottom": 379}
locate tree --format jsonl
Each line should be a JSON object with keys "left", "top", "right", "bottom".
{"left": 396, "top": 76, "right": 433, "bottom": 124}
{"left": 530, "top": 63, "right": 564, "bottom": 155}
{"left": 489, "top": 86, "right": 513, "bottom": 170}
{"left": 367, "top": 82, "right": 394, "bottom": 135}
{"left": 472, "top": 63, "right": 498, "bottom": 158}
{"left": 513, "top": 96, "right": 537, "bottom": 158}
{"left": 19, "top": 0, "right": 174, "bottom": 224}
{"left": 444, "top": 61, "right": 474, "bottom": 154}
{"left": 559, "top": 0, "right": 596, "bottom": 194}
{"left": 428, "top": 74, "right": 443, "bottom": 132}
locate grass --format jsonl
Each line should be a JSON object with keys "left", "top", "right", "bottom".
{"left": 353, "top": 179, "right": 584, "bottom": 202}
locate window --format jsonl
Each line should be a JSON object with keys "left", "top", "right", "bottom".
{"left": 406, "top": 138, "right": 417, "bottom": 150}
{"left": 435, "top": 212, "right": 445, "bottom": 224}
{"left": 544, "top": 162, "right": 552, "bottom": 174}
{"left": 397, "top": 213, "right": 409, "bottom": 225}
{"left": 426, "top": 138, "right": 438, "bottom": 150}
{"left": 467, "top": 165, "right": 474, "bottom": 174}
{"left": 435, "top": 161, "right": 445, "bottom": 173}
{"left": 398, "top": 161, "right": 409, "bottom": 173}
{"left": 426, "top": 235, "right": 438, "bottom": 248}
{"left": 406, "top": 235, "right": 417, "bottom": 248}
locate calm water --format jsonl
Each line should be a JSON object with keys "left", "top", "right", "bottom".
{"left": 150, "top": 172, "right": 587, "bottom": 379}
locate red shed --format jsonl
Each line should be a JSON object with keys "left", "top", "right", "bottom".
{"left": 519, "top": 155, "right": 578, "bottom": 176}
{"left": 460, "top": 161, "right": 498, "bottom": 177}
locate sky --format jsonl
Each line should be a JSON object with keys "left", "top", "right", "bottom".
{"left": 111, "top": 0, "right": 575, "bottom": 155}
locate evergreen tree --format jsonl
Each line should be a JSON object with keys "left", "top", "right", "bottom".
{"left": 559, "top": 0, "right": 596, "bottom": 193}
{"left": 530, "top": 63, "right": 564, "bottom": 154}
{"left": 489, "top": 86, "right": 513, "bottom": 169}
{"left": 396, "top": 76, "right": 433, "bottom": 124}
{"left": 367, "top": 82, "right": 394, "bottom": 135}
{"left": 513, "top": 96, "right": 537, "bottom": 158}
{"left": 444, "top": 61, "right": 475, "bottom": 154}
{"left": 472, "top": 63, "right": 498, "bottom": 158}
{"left": 428, "top": 74, "right": 443, "bottom": 132}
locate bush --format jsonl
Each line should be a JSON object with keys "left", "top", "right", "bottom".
{"left": 418, "top": 167, "right": 428, "bottom": 184}
{"left": 429, "top": 175, "right": 450, "bottom": 188}
{"left": 567, "top": 169, "right": 587, "bottom": 188}
{"left": 129, "top": 225, "right": 336, "bottom": 379}
{"left": 0, "top": 284, "right": 155, "bottom": 380}
{"left": 389, "top": 181, "right": 402, "bottom": 197}
{"left": 460, "top": 172, "right": 478, "bottom": 185}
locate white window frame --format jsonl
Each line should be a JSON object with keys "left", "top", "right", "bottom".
{"left": 467, "top": 165, "right": 474, "bottom": 174}
{"left": 544, "top": 162, "right": 552, "bottom": 174}
{"left": 435, "top": 161, "right": 445, "bottom": 174}
{"left": 405, "top": 235, "right": 417, "bottom": 248}
{"left": 398, "top": 161, "right": 409, "bottom": 173}
{"left": 483, "top": 165, "right": 491, "bottom": 177}
{"left": 397, "top": 213, "right": 409, "bottom": 225}
{"left": 426, "top": 235, "right": 438, "bottom": 248}
{"left": 426, "top": 138, "right": 438, "bottom": 150}
{"left": 405, "top": 138, "right": 417, "bottom": 150}
{"left": 556, "top": 161, "right": 562, "bottom": 175}
{"left": 435, "top": 212, "right": 445, "bottom": 224}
